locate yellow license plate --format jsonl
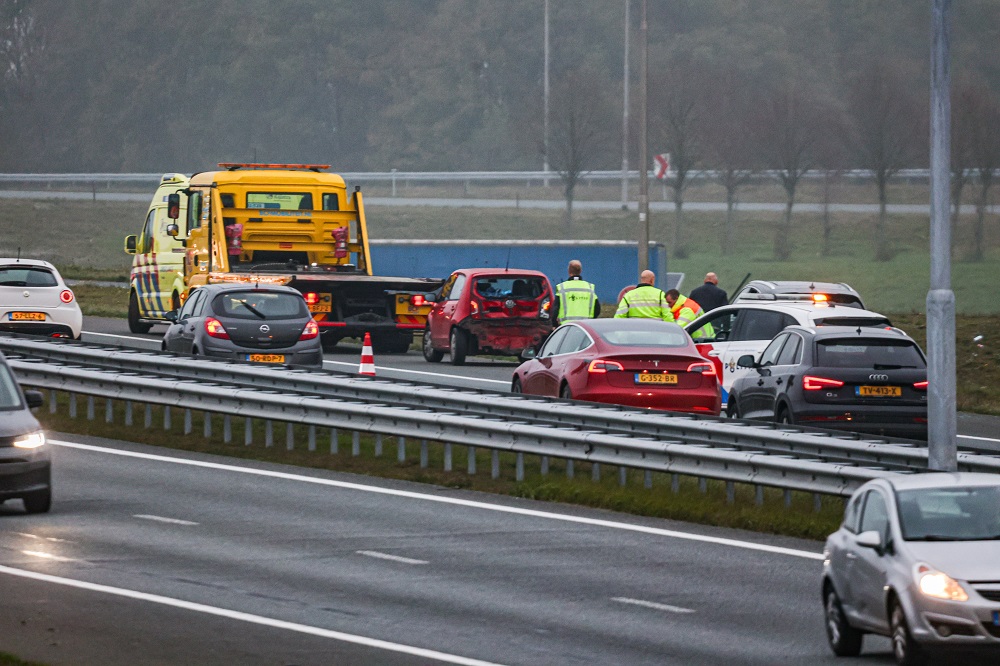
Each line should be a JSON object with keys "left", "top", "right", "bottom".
{"left": 635, "top": 373, "right": 678, "bottom": 384}
{"left": 10, "top": 312, "right": 46, "bottom": 321}
{"left": 308, "top": 293, "right": 332, "bottom": 314}
{"left": 857, "top": 385, "right": 901, "bottom": 397}
{"left": 246, "top": 354, "right": 285, "bottom": 363}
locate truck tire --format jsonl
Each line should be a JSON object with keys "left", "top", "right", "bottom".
{"left": 423, "top": 329, "right": 443, "bottom": 363}
{"left": 450, "top": 328, "right": 468, "bottom": 366}
{"left": 128, "top": 291, "right": 153, "bottom": 334}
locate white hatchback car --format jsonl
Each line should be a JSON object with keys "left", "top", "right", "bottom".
{"left": 0, "top": 259, "right": 82, "bottom": 339}
{"left": 684, "top": 301, "right": 893, "bottom": 408}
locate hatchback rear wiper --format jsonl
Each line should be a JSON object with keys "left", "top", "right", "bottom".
{"left": 237, "top": 301, "right": 267, "bottom": 319}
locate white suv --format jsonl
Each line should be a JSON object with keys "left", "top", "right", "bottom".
{"left": 0, "top": 259, "right": 82, "bottom": 340}
{"left": 684, "top": 301, "right": 893, "bottom": 408}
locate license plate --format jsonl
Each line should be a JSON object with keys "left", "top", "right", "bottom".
{"left": 635, "top": 373, "right": 678, "bottom": 385}
{"left": 308, "top": 293, "right": 332, "bottom": 314}
{"left": 10, "top": 312, "right": 46, "bottom": 321}
{"left": 993, "top": 611, "right": 1000, "bottom": 626}
{"left": 246, "top": 354, "right": 285, "bottom": 363}
{"left": 857, "top": 385, "right": 901, "bottom": 397}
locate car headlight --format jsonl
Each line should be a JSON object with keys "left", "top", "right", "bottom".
{"left": 916, "top": 564, "right": 968, "bottom": 602}
{"left": 13, "top": 431, "right": 46, "bottom": 449}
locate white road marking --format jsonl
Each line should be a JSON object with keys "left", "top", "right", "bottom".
{"left": 958, "top": 434, "right": 1000, "bottom": 444}
{"left": 21, "top": 550, "right": 78, "bottom": 563}
{"left": 82, "top": 330, "right": 160, "bottom": 342}
{"left": 51, "top": 440, "right": 825, "bottom": 561}
{"left": 134, "top": 514, "right": 199, "bottom": 526}
{"left": 322, "top": 359, "right": 510, "bottom": 385}
{"left": 612, "top": 597, "right": 696, "bottom": 614}
{"left": 0, "top": 564, "right": 505, "bottom": 666}
{"left": 357, "top": 550, "right": 428, "bottom": 565}
{"left": 13, "top": 532, "right": 73, "bottom": 543}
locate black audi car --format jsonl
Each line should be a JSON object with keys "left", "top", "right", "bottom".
{"left": 727, "top": 325, "right": 928, "bottom": 439}
{"left": 0, "top": 349, "right": 51, "bottom": 514}
{"left": 162, "top": 284, "right": 323, "bottom": 368}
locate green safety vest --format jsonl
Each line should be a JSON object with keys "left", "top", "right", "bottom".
{"left": 556, "top": 279, "right": 597, "bottom": 322}
{"left": 614, "top": 284, "right": 672, "bottom": 321}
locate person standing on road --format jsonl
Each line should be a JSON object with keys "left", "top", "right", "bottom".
{"left": 553, "top": 259, "right": 600, "bottom": 324}
{"left": 614, "top": 270, "right": 672, "bottom": 321}
{"left": 665, "top": 289, "right": 706, "bottom": 329}
{"left": 688, "top": 272, "right": 728, "bottom": 312}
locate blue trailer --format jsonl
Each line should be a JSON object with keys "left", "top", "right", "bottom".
{"left": 368, "top": 240, "right": 673, "bottom": 304}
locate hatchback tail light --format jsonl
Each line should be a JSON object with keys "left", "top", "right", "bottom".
{"left": 470, "top": 299, "right": 480, "bottom": 316}
{"left": 205, "top": 317, "right": 230, "bottom": 339}
{"left": 687, "top": 361, "right": 716, "bottom": 376}
{"left": 539, "top": 297, "right": 551, "bottom": 319}
{"left": 913, "top": 380, "right": 928, "bottom": 390}
{"left": 803, "top": 375, "right": 844, "bottom": 390}
{"left": 59, "top": 289, "right": 75, "bottom": 303}
{"left": 588, "top": 359, "right": 624, "bottom": 373}
{"left": 299, "top": 319, "right": 319, "bottom": 340}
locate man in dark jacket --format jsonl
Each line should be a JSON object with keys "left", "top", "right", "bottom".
{"left": 688, "top": 272, "right": 728, "bottom": 312}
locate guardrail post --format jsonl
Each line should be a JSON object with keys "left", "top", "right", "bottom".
{"left": 698, "top": 477, "right": 707, "bottom": 494}
{"left": 145, "top": 404, "right": 152, "bottom": 428}
{"left": 352, "top": 431, "right": 360, "bottom": 456}
{"left": 374, "top": 433, "right": 383, "bottom": 457}
{"left": 184, "top": 409, "right": 192, "bottom": 435}
{"left": 591, "top": 463, "right": 600, "bottom": 482}
{"left": 69, "top": 394, "right": 77, "bottom": 419}
{"left": 814, "top": 493, "right": 822, "bottom": 513}
{"left": 515, "top": 453, "right": 524, "bottom": 481}
{"left": 105, "top": 399, "right": 113, "bottom": 424}
{"left": 308, "top": 425, "right": 316, "bottom": 452}
{"left": 420, "top": 440, "right": 428, "bottom": 468}
{"left": 540, "top": 456, "right": 549, "bottom": 476}
{"left": 244, "top": 418, "right": 253, "bottom": 445}
{"left": 86, "top": 396, "right": 94, "bottom": 420}
{"left": 444, "top": 443, "right": 452, "bottom": 471}
{"left": 125, "top": 401, "right": 133, "bottom": 426}
{"left": 163, "top": 407, "right": 171, "bottom": 431}
{"left": 223, "top": 415, "right": 231, "bottom": 443}
{"left": 784, "top": 489, "right": 793, "bottom": 508}
{"left": 331, "top": 428, "right": 339, "bottom": 454}
{"left": 286, "top": 423, "right": 295, "bottom": 451}
{"left": 566, "top": 459, "right": 574, "bottom": 479}
{"left": 644, "top": 470, "right": 652, "bottom": 489}
{"left": 671, "top": 474, "right": 680, "bottom": 494}
{"left": 397, "top": 436, "right": 406, "bottom": 462}
{"left": 467, "top": 446, "right": 476, "bottom": 474}
{"left": 265, "top": 420, "right": 273, "bottom": 447}
{"left": 203, "top": 413, "right": 212, "bottom": 438}
{"left": 726, "top": 481, "right": 735, "bottom": 505}
{"left": 619, "top": 467, "right": 627, "bottom": 487}
{"left": 49, "top": 390, "right": 58, "bottom": 414}
{"left": 491, "top": 451, "right": 500, "bottom": 479}
{"left": 755, "top": 485, "right": 764, "bottom": 506}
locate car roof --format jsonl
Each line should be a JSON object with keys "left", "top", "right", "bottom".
{"left": 458, "top": 268, "right": 550, "bottom": 278}
{"left": 701, "top": 301, "right": 887, "bottom": 320}
{"left": 197, "top": 283, "right": 302, "bottom": 295}
{"left": 882, "top": 472, "right": 1000, "bottom": 492}
{"left": 576, "top": 318, "right": 685, "bottom": 334}
{"left": 739, "top": 280, "right": 860, "bottom": 296}
{"left": 0, "top": 258, "right": 58, "bottom": 270}
{"left": 784, "top": 324, "right": 912, "bottom": 341}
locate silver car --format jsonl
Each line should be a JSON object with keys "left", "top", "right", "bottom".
{"left": 822, "top": 473, "right": 1000, "bottom": 664}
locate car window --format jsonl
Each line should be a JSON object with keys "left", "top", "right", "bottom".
{"left": 448, "top": 275, "right": 467, "bottom": 301}
{"left": 474, "top": 277, "right": 544, "bottom": 300}
{"left": 539, "top": 327, "right": 570, "bottom": 357}
{"left": 212, "top": 291, "right": 307, "bottom": 320}
{"left": 179, "top": 290, "right": 204, "bottom": 319}
{"left": 439, "top": 274, "right": 457, "bottom": 300}
{"left": 758, "top": 333, "right": 788, "bottom": 367}
{"left": 859, "top": 491, "right": 890, "bottom": 536}
{"left": 776, "top": 334, "right": 802, "bottom": 365}
{"left": 816, "top": 339, "right": 926, "bottom": 369}
{"left": 555, "top": 325, "right": 590, "bottom": 355}
{"left": 138, "top": 209, "right": 156, "bottom": 254}
{"left": 843, "top": 493, "right": 864, "bottom": 533}
{"left": 0, "top": 266, "right": 58, "bottom": 287}
{"left": 897, "top": 485, "right": 1000, "bottom": 541}
{"left": 813, "top": 316, "right": 892, "bottom": 328}
{"left": 187, "top": 191, "right": 203, "bottom": 231}
{"left": 247, "top": 192, "right": 314, "bottom": 210}
{"left": 688, "top": 310, "right": 739, "bottom": 342}
{"left": 0, "top": 362, "right": 24, "bottom": 410}
{"left": 598, "top": 328, "right": 688, "bottom": 347}
{"left": 733, "top": 310, "right": 794, "bottom": 342}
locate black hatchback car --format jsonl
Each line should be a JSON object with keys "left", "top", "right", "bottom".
{"left": 162, "top": 284, "right": 323, "bottom": 368}
{"left": 727, "top": 325, "right": 928, "bottom": 439}
{"left": 0, "top": 350, "right": 51, "bottom": 514}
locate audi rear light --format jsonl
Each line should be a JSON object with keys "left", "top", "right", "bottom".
{"left": 588, "top": 359, "right": 624, "bottom": 373}
{"left": 299, "top": 319, "right": 319, "bottom": 340}
{"left": 59, "top": 289, "right": 75, "bottom": 304}
{"left": 205, "top": 317, "right": 230, "bottom": 339}
{"left": 410, "top": 294, "right": 426, "bottom": 307}
{"left": 687, "top": 361, "right": 716, "bottom": 376}
{"left": 303, "top": 292, "right": 319, "bottom": 306}
{"left": 913, "top": 380, "right": 928, "bottom": 390}
{"left": 803, "top": 375, "right": 844, "bottom": 390}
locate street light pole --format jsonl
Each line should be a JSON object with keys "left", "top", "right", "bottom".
{"left": 637, "top": 0, "right": 649, "bottom": 272}
{"left": 621, "top": 0, "right": 630, "bottom": 211}
{"left": 927, "top": 0, "right": 957, "bottom": 471}
{"left": 543, "top": 0, "right": 550, "bottom": 185}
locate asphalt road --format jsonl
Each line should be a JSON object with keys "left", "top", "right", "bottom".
{"left": 2, "top": 433, "right": 900, "bottom": 666}
{"left": 79, "top": 316, "right": 1000, "bottom": 452}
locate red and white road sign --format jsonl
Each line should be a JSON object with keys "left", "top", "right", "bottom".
{"left": 654, "top": 153, "right": 670, "bottom": 180}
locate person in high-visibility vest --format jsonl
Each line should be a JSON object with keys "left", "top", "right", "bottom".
{"left": 614, "top": 270, "right": 672, "bottom": 321}
{"left": 666, "top": 289, "right": 713, "bottom": 338}
{"left": 553, "top": 260, "right": 600, "bottom": 324}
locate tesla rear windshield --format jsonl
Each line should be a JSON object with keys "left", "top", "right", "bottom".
{"left": 897, "top": 486, "right": 1000, "bottom": 541}
{"left": 816, "top": 340, "right": 926, "bottom": 369}
{"left": 597, "top": 329, "right": 689, "bottom": 347}
{"left": 0, "top": 266, "right": 57, "bottom": 287}
{"left": 212, "top": 291, "right": 307, "bottom": 320}
{"left": 0, "top": 363, "right": 23, "bottom": 410}
{"left": 474, "top": 277, "right": 544, "bottom": 299}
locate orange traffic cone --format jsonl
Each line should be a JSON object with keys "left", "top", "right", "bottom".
{"left": 358, "top": 332, "right": 376, "bottom": 376}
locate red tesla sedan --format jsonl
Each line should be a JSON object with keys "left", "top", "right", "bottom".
{"left": 511, "top": 318, "right": 721, "bottom": 415}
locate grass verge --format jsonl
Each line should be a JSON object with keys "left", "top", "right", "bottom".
{"left": 40, "top": 394, "right": 843, "bottom": 541}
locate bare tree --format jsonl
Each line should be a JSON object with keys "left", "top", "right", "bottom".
{"left": 846, "top": 62, "right": 923, "bottom": 261}
{"left": 546, "top": 68, "right": 615, "bottom": 233}
{"left": 951, "top": 80, "right": 981, "bottom": 233}
{"left": 814, "top": 110, "right": 850, "bottom": 257}
{"left": 966, "top": 88, "right": 1000, "bottom": 261}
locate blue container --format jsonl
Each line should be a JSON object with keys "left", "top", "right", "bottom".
{"left": 368, "top": 240, "right": 669, "bottom": 303}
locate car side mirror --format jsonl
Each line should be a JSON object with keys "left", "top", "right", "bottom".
{"left": 737, "top": 354, "right": 755, "bottom": 368}
{"left": 167, "top": 193, "right": 181, "bottom": 219}
{"left": 124, "top": 235, "right": 137, "bottom": 254}
{"left": 165, "top": 310, "right": 179, "bottom": 322}
{"left": 166, "top": 223, "right": 180, "bottom": 238}
{"left": 24, "top": 390, "right": 44, "bottom": 409}
{"left": 856, "top": 530, "right": 882, "bottom": 551}
{"left": 520, "top": 347, "right": 537, "bottom": 360}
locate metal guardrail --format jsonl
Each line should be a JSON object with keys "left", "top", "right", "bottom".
{"left": 5, "top": 336, "right": 998, "bottom": 501}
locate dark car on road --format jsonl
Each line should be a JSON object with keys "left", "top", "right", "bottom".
{"left": 0, "top": 350, "right": 50, "bottom": 514}
{"left": 727, "top": 325, "right": 927, "bottom": 439}
{"left": 162, "top": 284, "right": 323, "bottom": 368}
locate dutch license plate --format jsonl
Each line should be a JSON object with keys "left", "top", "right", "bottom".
{"left": 993, "top": 610, "right": 1000, "bottom": 626}
{"left": 635, "top": 373, "right": 678, "bottom": 385}
{"left": 857, "top": 385, "right": 901, "bottom": 398}
{"left": 246, "top": 354, "right": 285, "bottom": 364}
{"left": 10, "top": 312, "right": 45, "bottom": 321}
{"left": 308, "top": 293, "right": 332, "bottom": 314}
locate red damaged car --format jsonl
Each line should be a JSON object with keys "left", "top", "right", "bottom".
{"left": 423, "top": 268, "right": 553, "bottom": 365}
{"left": 511, "top": 318, "right": 721, "bottom": 415}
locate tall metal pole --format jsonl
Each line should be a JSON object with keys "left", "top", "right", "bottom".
{"left": 927, "top": 0, "right": 957, "bottom": 471}
{"left": 637, "top": 0, "right": 649, "bottom": 272}
{"left": 543, "top": 0, "right": 550, "bottom": 182}
{"left": 621, "top": 0, "right": 631, "bottom": 211}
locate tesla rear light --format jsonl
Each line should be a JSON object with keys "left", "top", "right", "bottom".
{"left": 803, "top": 375, "right": 844, "bottom": 390}
{"left": 588, "top": 359, "right": 624, "bottom": 373}
{"left": 205, "top": 317, "right": 230, "bottom": 340}
{"left": 299, "top": 319, "right": 319, "bottom": 340}
{"left": 686, "top": 361, "right": 716, "bottom": 375}
{"left": 59, "top": 289, "right": 74, "bottom": 303}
